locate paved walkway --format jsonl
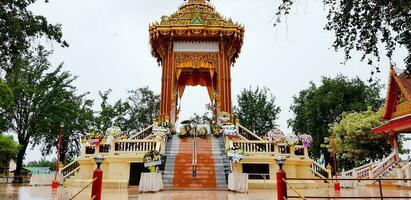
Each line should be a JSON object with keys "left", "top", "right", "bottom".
{"left": 1, "top": 185, "right": 411, "bottom": 199}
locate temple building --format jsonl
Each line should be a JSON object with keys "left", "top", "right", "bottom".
{"left": 372, "top": 66, "right": 411, "bottom": 161}
{"left": 61, "top": 0, "right": 327, "bottom": 190}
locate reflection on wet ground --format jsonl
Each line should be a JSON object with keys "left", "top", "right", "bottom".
{"left": 1, "top": 185, "right": 411, "bottom": 200}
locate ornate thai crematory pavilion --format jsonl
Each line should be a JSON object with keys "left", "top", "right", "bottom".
{"left": 58, "top": 0, "right": 330, "bottom": 190}
{"left": 149, "top": 0, "right": 244, "bottom": 123}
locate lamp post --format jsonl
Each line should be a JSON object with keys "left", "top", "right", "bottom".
{"left": 91, "top": 154, "right": 105, "bottom": 200}
{"left": 52, "top": 122, "right": 64, "bottom": 189}
{"left": 275, "top": 156, "right": 287, "bottom": 200}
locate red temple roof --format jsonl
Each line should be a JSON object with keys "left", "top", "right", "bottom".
{"left": 372, "top": 66, "right": 411, "bottom": 134}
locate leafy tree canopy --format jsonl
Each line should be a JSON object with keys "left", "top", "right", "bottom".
{"left": 125, "top": 87, "right": 160, "bottom": 131}
{"left": 0, "top": 81, "right": 13, "bottom": 130}
{"left": 323, "top": 109, "right": 391, "bottom": 170}
{"left": 234, "top": 86, "right": 281, "bottom": 136}
{"left": 0, "top": 134, "right": 19, "bottom": 169}
{"left": 0, "top": 0, "right": 68, "bottom": 75}
{"left": 275, "top": 0, "right": 411, "bottom": 74}
{"left": 288, "top": 75, "right": 384, "bottom": 165}
{"left": 94, "top": 87, "right": 160, "bottom": 132}
{"left": 1, "top": 46, "right": 79, "bottom": 178}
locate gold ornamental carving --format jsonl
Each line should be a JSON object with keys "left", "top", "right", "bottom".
{"left": 175, "top": 52, "right": 218, "bottom": 70}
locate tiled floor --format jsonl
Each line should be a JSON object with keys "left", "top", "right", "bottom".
{"left": 1, "top": 185, "right": 411, "bottom": 200}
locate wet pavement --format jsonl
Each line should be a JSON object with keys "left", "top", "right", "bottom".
{"left": 1, "top": 184, "right": 411, "bottom": 199}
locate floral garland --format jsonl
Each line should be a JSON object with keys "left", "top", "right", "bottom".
{"left": 143, "top": 150, "right": 163, "bottom": 172}
{"left": 226, "top": 146, "right": 245, "bottom": 163}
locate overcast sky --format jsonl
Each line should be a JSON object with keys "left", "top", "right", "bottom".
{"left": 22, "top": 0, "right": 408, "bottom": 163}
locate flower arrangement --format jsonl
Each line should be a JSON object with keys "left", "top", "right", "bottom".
{"left": 221, "top": 124, "right": 238, "bottom": 136}
{"left": 82, "top": 130, "right": 105, "bottom": 145}
{"left": 143, "top": 150, "right": 162, "bottom": 172}
{"left": 198, "top": 127, "right": 208, "bottom": 138}
{"left": 285, "top": 133, "right": 299, "bottom": 146}
{"left": 178, "top": 123, "right": 192, "bottom": 137}
{"left": 226, "top": 146, "right": 245, "bottom": 163}
{"left": 212, "top": 124, "right": 222, "bottom": 138}
{"left": 267, "top": 128, "right": 285, "bottom": 143}
{"left": 298, "top": 134, "right": 313, "bottom": 148}
{"left": 218, "top": 112, "right": 231, "bottom": 125}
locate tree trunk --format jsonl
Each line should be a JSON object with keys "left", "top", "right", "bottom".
{"left": 14, "top": 143, "right": 27, "bottom": 183}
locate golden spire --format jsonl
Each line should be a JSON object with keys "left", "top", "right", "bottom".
{"left": 186, "top": 0, "right": 208, "bottom": 4}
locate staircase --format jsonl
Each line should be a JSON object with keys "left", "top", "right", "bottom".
{"left": 163, "top": 135, "right": 180, "bottom": 187}
{"left": 163, "top": 134, "right": 228, "bottom": 189}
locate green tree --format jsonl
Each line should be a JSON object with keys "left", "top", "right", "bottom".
{"left": 36, "top": 96, "right": 94, "bottom": 164}
{"left": 94, "top": 90, "right": 130, "bottom": 131}
{"left": 288, "top": 75, "right": 384, "bottom": 165}
{"left": 0, "top": 134, "right": 19, "bottom": 172}
{"left": 275, "top": 0, "right": 411, "bottom": 74}
{"left": 1, "top": 46, "right": 79, "bottom": 180}
{"left": 0, "top": 81, "right": 13, "bottom": 130}
{"left": 323, "top": 109, "right": 391, "bottom": 170}
{"left": 125, "top": 87, "right": 160, "bottom": 131}
{"left": 0, "top": 0, "right": 68, "bottom": 75}
{"left": 25, "top": 158, "right": 55, "bottom": 171}
{"left": 234, "top": 86, "right": 281, "bottom": 136}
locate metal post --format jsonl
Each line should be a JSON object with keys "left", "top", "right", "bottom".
{"left": 276, "top": 156, "right": 287, "bottom": 200}
{"left": 52, "top": 123, "right": 64, "bottom": 189}
{"left": 378, "top": 179, "right": 383, "bottom": 200}
{"left": 91, "top": 169, "right": 103, "bottom": 200}
{"left": 276, "top": 169, "right": 287, "bottom": 200}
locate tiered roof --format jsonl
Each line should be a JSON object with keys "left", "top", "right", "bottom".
{"left": 373, "top": 66, "right": 411, "bottom": 134}
{"left": 149, "top": 0, "right": 244, "bottom": 63}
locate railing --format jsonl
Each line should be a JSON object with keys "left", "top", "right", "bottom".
{"left": 114, "top": 139, "right": 157, "bottom": 154}
{"left": 129, "top": 124, "right": 154, "bottom": 140}
{"left": 231, "top": 140, "right": 309, "bottom": 159}
{"left": 234, "top": 140, "right": 275, "bottom": 153}
{"left": 192, "top": 130, "right": 198, "bottom": 178}
{"left": 61, "top": 160, "right": 80, "bottom": 180}
{"left": 285, "top": 177, "right": 411, "bottom": 199}
{"left": 237, "top": 124, "right": 264, "bottom": 141}
{"left": 342, "top": 162, "right": 375, "bottom": 177}
{"left": 30, "top": 174, "right": 63, "bottom": 186}
{"left": 309, "top": 162, "right": 330, "bottom": 179}
{"left": 371, "top": 152, "right": 397, "bottom": 178}
{"left": 400, "top": 161, "right": 411, "bottom": 186}
{"left": 341, "top": 152, "right": 397, "bottom": 180}
{"left": 68, "top": 177, "right": 97, "bottom": 200}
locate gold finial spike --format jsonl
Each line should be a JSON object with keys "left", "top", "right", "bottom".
{"left": 185, "top": 0, "right": 209, "bottom": 4}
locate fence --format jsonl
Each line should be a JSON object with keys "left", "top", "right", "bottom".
{"left": 284, "top": 177, "right": 411, "bottom": 199}
{"left": 0, "top": 175, "right": 31, "bottom": 184}
{"left": 30, "top": 174, "right": 63, "bottom": 186}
